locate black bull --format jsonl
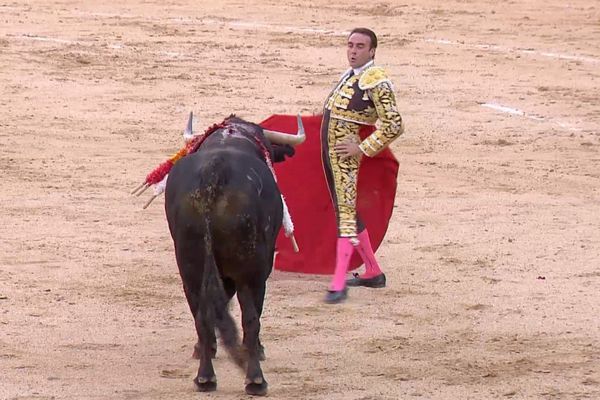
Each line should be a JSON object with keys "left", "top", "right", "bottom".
{"left": 164, "top": 116, "right": 298, "bottom": 395}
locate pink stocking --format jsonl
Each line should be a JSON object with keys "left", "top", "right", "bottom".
{"left": 329, "top": 237, "right": 354, "bottom": 291}
{"left": 355, "top": 229, "right": 383, "bottom": 279}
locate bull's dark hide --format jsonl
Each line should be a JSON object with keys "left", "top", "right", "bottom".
{"left": 164, "top": 116, "right": 287, "bottom": 396}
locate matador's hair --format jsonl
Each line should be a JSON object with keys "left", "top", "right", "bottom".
{"left": 348, "top": 28, "right": 378, "bottom": 50}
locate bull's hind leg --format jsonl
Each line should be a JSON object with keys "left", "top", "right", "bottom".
{"left": 213, "top": 277, "right": 238, "bottom": 359}
{"left": 183, "top": 285, "right": 216, "bottom": 360}
{"left": 193, "top": 278, "right": 236, "bottom": 360}
{"left": 237, "top": 283, "right": 268, "bottom": 396}
{"left": 175, "top": 243, "right": 217, "bottom": 392}
{"left": 192, "top": 340, "right": 217, "bottom": 360}
{"left": 192, "top": 306, "right": 218, "bottom": 392}
{"left": 253, "top": 286, "right": 266, "bottom": 362}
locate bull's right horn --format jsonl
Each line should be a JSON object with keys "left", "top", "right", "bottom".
{"left": 263, "top": 114, "right": 306, "bottom": 146}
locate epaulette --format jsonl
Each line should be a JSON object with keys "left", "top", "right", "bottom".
{"left": 358, "top": 66, "right": 391, "bottom": 90}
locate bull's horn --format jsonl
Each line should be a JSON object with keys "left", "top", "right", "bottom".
{"left": 263, "top": 114, "right": 306, "bottom": 145}
{"left": 183, "top": 111, "right": 194, "bottom": 141}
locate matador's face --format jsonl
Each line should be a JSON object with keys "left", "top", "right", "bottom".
{"left": 347, "top": 33, "right": 375, "bottom": 69}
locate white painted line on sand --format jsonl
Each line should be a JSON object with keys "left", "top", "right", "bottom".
{"left": 481, "top": 102, "right": 580, "bottom": 131}
{"left": 19, "top": 34, "right": 82, "bottom": 45}
{"left": 425, "top": 38, "right": 600, "bottom": 65}
{"left": 15, "top": 11, "right": 599, "bottom": 68}
{"left": 29, "top": 9, "right": 600, "bottom": 65}
{"left": 73, "top": 11, "right": 138, "bottom": 18}
{"left": 17, "top": 34, "right": 127, "bottom": 51}
{"left": 226, "top": 20, "right": 346, "bottom": 35}
{"left": 16, "top": 34, "right": 189, "bottom": 61}
{"left": 0, "top": 5, "right": 21, "bottom": 11}
{"left": 71, "top": 11, "right": 347, "bottom": 36}
{"left": 158, "top": 51, "right": 194, "bottom": 60}
{"left": 482, "top": 102, "right": 525, "bottom": 116}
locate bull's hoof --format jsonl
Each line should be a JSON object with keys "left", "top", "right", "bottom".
{"left": 245, "top": 380, "right": 268, "bottom": 396}
{"left": 194, "top": 376, "right": 217, "bottom": 392}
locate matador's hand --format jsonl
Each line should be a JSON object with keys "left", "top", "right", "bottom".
{"left": 334, "top": 141, "right": 363, "bottom": 160}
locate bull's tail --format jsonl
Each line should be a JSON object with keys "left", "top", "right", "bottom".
{"left": 201, "top": 218, "right": 246, "bottom": 370}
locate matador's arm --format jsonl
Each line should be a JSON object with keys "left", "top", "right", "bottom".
{"left": 358, "top": 69, "right": 405, "bottom": 157}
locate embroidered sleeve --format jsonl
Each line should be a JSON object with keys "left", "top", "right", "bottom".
{"left": 358, "top": 81, "right": 404, "bottom": 157}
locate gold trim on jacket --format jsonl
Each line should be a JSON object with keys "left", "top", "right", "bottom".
{"left": 325, "top": 65, "right": 404, "bottom": 157}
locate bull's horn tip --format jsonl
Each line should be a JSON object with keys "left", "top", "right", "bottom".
{"left": 184, "top": 111, "right": 194, "bottom": 136}
{"left": 296, "top": 114, "right": 305, "bottom": 136}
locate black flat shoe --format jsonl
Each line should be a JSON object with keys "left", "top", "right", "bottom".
{"left": 324, "top": 288, "right": 348, "bottom": 304}
{"left": 346, "top": 273, "right": 386, "bottom": 288}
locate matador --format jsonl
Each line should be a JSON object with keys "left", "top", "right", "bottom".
{"left": 322, "top": 28, "right": 404, "bottom": 303}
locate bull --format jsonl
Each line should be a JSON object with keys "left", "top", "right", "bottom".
{"left": 164, "top": 114, "right": 304, "bottom": 395}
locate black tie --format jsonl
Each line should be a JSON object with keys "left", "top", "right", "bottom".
{"left": 343, "top": 70, "right": 354, "bottom": 85}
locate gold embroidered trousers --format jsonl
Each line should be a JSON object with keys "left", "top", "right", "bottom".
{"left": 321, "top": 111, "right": 365, "bottom": 237}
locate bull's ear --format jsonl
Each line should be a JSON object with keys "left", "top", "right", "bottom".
{"left": 183, "top": 111, "right": 194, "bottom": 141}
{"left": 272, "top": 144, "right": 295, "bottom": 163}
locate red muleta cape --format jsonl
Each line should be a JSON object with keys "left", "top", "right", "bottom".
{"left": 260, "top": 114, "right": 399, "bottom": 275}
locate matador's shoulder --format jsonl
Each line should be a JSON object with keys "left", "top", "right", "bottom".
{"left": 358, "top": 66, "right": 393, "bottom": 90}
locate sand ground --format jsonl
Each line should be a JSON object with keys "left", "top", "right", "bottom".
{"left": 1, "top": 1, "right": 599, "bottom": 399}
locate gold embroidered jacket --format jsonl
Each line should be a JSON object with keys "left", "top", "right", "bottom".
{"left": 325, "top": 65, "right": 404, "bottom": 157}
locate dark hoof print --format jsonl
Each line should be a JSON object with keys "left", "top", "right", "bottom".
{"left": 194, "top": 378, "right": 217, "bottom": 392}
{"left": 245, "top": 382, "right": 268, "bottom": 396}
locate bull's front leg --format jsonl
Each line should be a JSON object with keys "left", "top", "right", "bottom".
{"left": 237, "top": 285, "right": 267, "bottom": 396}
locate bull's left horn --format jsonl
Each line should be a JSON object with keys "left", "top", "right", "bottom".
{"left": 263, "top": 114, "right": 306, "bottom": 145}
{"left": 183, "top": 111, "right": 195, "bottom": 141}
